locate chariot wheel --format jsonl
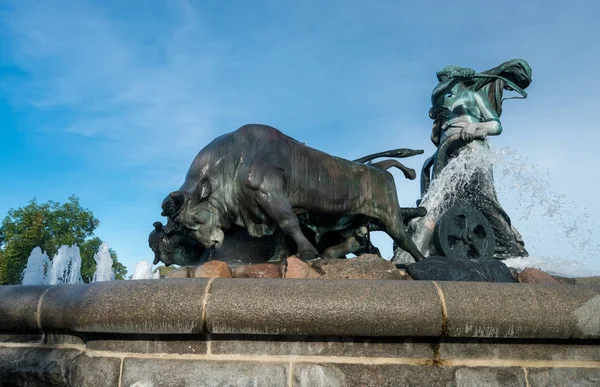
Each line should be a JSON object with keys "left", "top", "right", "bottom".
{"left": 433, "top": 204, "right": 495, "bottom": 261}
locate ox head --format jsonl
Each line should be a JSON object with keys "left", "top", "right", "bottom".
{"left": 148, "top": 221, "right": 206, "bottom": 266}
{"left": 160, "top": 177, "right": 225, "bottom": 250}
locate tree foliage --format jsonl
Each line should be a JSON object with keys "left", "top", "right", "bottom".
{"left": 0, "top": 195, "right": 127, "bottom": 284}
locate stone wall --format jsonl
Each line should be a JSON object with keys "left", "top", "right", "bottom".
{"left": 1, "top": 279, "right": 599, "bottom": 386}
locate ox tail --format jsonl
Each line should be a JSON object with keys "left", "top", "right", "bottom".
{"left": 370, "top": 159, "right": 416, "bottom": 180}
{"left": 353, "top": 148, "right": 424, "bottom": 163}
{"left": 401, "top": 206, "right": 427, "bottom": 221}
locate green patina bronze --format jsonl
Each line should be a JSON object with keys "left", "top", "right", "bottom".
{"left": 150, "top": 59, "right": 534, "bottom": 281}
{"left": 410, "top": 59, "right": 533, "bottom": 264}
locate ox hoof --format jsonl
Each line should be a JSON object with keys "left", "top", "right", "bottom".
{"left": 297, "top": 249, "right": 319, "bottom": 262}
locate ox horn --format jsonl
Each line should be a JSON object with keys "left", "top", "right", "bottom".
{"left": 161, "top": 191, "right": 187, "bottom": 217}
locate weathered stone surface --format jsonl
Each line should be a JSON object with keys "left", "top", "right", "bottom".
{"left": 165, "top": 266, "right": 191, "bottom": 278}
{"left": 0, "top": 285, "right": 50, "bottom": 332}
{"left": 573, "top": 276, "right": 600, "bottom": 286}
{"left": 554, "top": 276, "right": 600, "bottom": 286}
{"left": 527, "top": 367, "right": 600, "bottom": 387}
{"left": 45, "top": 332, "right": 85, "bottom": 345}
{"left": 40, "top": 279, "right": 209, "bottom": 334}
{"left": 68, "top": 351, "right": 122, "bottom": 386}
{"left": 232, "top": 263, "right": 282, "bottom": 278}
{"left": 121, "top": 358, "right": 288, "bottom": 386}
{"left": 311, "top": 255, "right": 405, "bottom": 280}
{"left": 156, "top": 265, "right": 177, "bottom": 278}
{"left": 407, "top": 256, "right": 516, "bottom": 282}
{"left": 518, "top": 268, "right": 562, "bottom": 285}
{"left": 210, "top": 334, "right": 435, "bottom": 358}
{"left": 438, "top": 282, "right": 600, "bottom": 338}
{"left": 0, "top": 347, "right": 120, "bottom": 387}
{"left": 0, "top": 333, "right": 43, "bottom": 343}
{"left": 205, "top": 279, "right": 443, "bottom": 336}
{"left": 0, "top": 332, "right": 84, "bottom": 345}
{"left": 194, "top": 261, "right": 232, "bottom": 278}
{"left": 292, "top": 364, "right": 526, "bottom": 387}
{"left": 439, "top": 338, "right": 600, "bottom": 361}
{"left": 85, "top": 333, "right": 208, "bottom": 354}
{"left": 285, "top": 256, "right": 321, "bottom": 279}
{"left": 452, "top": 367, "right": 527, "bottom": 387}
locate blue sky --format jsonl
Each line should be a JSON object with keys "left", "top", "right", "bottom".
{"left": 1, "top": 0, "right": 599, "bottom": 275}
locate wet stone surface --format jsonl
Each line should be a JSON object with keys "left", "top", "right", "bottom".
{"left": 439, "top": 338, "right": 600, "bottom": 361}
{"left": 526, "top": 367, "right": 600, "bottom": 387}
{"left": 407, "top": 256, "right": 516, "bottom": 282}
{"left": 85, "top": 333, "right": 208, "bottom": 354}
{"left": 292, "top": 363, "right": 527, "bottom": 387}
{"left": 210, "top": 334, "right": 436, "bottom": 358}
{"left": 121, "top": 358, "right": 289, "bottom": 387}
{"left": 0, "top": 347, "right": 120, "bottom": 387}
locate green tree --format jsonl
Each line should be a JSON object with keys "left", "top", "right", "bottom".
{"left": 0, "top": 195, "right": 127, "bottom": 284}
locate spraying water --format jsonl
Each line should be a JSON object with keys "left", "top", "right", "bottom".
{"left": 399, "top": 142, "right": 600, "bottom": 277}
{"left": 493, "top": 146, "right": 600, "bottom": 277}
{"left": 21, "top": 247, "right": 51, "bottom": 285}
{"left": 131, "top": 260, "right": 155, "bottom": 280}
{"left": 92, "top": 242, "right": 115, "bottom": 282}
{"left": 47, "top": 245, "right": 84, "bottom": 285}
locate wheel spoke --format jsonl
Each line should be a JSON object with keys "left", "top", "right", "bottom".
{"left": 447, "top": 229, "right": 464, "bottom": 239}
{"left": 471, "top": 238, "right": 487, "bottom": 256}
{"left": 448, "top": 239, "right": 467, "bottom": 256}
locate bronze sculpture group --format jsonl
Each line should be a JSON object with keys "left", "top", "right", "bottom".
{"left": 149, "top": 59, "right": 533, "bottom": 273}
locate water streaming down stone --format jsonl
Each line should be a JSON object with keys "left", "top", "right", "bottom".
{"left": 131, "top": 260, "right": 155, "bottom": 280}
{"left": 47, "top": 245, "right": 84, "bottom": 285}
{"left": 20, "top": 247, "right": 51, "bottom": 285}
{"left": 92, "top": 242, "right": 115, "bottom": 282}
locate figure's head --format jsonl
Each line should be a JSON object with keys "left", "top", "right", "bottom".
{"left": 160, "top": 177, "right": 225, "bottom": 250}
{"left": 148, "top": 222, "right": 206, "bottom": 266}
{"left": 436, "top": 65, "right": 476, "bottom": 82}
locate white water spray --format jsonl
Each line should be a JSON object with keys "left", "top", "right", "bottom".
{"left": 393, "top": 142, "right": 495, "bottom": 264}
{"left": 47, "top": 245, "right": 83, "bottom": 285}
{"left": 398, "top": 141, "right": 600, "bottom": 277}
{"left": 493, "top": 146, "right": 600, "bottom": 277}
{"left": 131, "top": 260, "right": 155, "bottom": 280}
{"left": 21, "top": 247, "right": 51, "bottom": 285}
{"left": 92, "top": 243, "right": 115, "bottom": 282}
{"left": 21, "top": 244, "right": 119, "bottom": 285}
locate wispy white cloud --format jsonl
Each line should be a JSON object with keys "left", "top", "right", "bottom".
{"left": 1, "top": 0, "right": 224, "bottom": 170}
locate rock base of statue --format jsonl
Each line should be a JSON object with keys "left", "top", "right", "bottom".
{"left": 406, "top": 256, "right": 516, "bottom": 282}
{"left": 158, "top": 253, "right": 598, "bottom": 285}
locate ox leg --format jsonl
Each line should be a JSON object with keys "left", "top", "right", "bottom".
{"left": 390, "top": 227, "right": 425, "bottom": 262}
{"left": 369, "top": 186, "right": 425, "bottom": 262}
{"left": 256, "top": 191, "right": 319, "bottom": 261}
{"left": 383, "top": 218, "right": 424, "bottom": 262}
{"left": 321, "top": 236, "right": 361, "bottom": 259}
{"left": 386, "top": 212, "right": 425, "bottom": 262}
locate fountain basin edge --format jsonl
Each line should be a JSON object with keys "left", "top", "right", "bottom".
{"left": 1, "top": 279, "right": 599, "bottom": 386}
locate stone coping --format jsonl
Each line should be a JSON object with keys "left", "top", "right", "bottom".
{"left": 1, "top": 279, "right": 599, "bottom": 339}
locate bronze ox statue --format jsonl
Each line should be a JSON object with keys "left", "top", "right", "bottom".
{"left": 150, "top": 124, "right": 426, "bottom": 265}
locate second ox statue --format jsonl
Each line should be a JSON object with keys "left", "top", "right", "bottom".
{"left": 152, "top": 124, "right": 425, "bottom": 264}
